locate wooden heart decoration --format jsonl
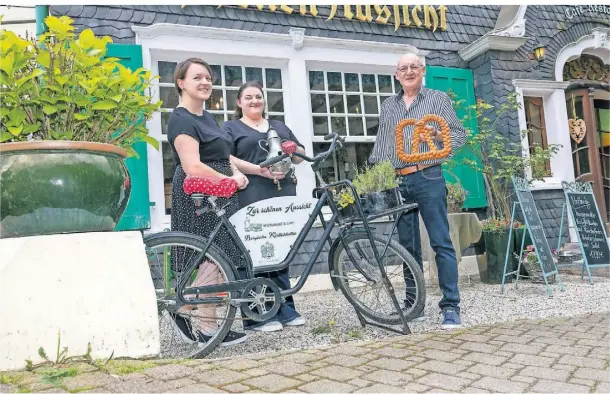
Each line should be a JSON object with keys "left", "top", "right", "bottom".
{"left": 569, "top": 118, "right": 587, "bottom": 144}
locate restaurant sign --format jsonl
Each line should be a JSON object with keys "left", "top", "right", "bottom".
{"left": 227, "top": 5, "right": 448, "bottom": 32}
{"left": 565, "top": 5, "right": 610, "bottom": 19}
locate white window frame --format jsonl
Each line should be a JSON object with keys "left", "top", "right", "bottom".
{"left": 133, "top": 24, "right": 427, "bottom": 232}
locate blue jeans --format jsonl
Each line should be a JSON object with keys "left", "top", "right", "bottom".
{"left": 242, "top": 267, "right": 301, "bottom": 329}
{"left": 397, "top": 165, "right": 460, "bottom": 312}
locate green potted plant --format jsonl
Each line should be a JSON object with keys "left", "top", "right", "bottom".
{"left": 446, "top": 181, "right": 467, "bottom": 214}
{"left": 332, "top": 160, "right": 401, "bottom": 220}
{"left": 444, "top": 92, "right": 560, "bottom": 284}
{"left": 0, "top": 15, "right": 161, "bottom": 238}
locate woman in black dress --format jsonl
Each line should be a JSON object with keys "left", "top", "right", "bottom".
{"left": 166, "top": 58, "right": 248, "bottom": 346}
{"left": 223, "top": 82, "right": 307, "bottom": 332}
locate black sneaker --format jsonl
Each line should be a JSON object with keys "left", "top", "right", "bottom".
{"left": 198, "top": 330, "right": 248, "bottom": 347}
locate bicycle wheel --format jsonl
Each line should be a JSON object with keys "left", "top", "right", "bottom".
{"left": 145, "top": 232, "right": 238, "bottom": 359}
{"left": 330, "top": 231, "right": 425, "bottom": 325}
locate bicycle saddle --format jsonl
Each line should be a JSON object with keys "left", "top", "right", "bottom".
{"left": 183, "top": 176, "right": 238, "bottom": 198}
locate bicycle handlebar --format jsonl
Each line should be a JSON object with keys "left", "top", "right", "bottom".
{"left": 259, "top": 132, "right": 345, "bottom": 169}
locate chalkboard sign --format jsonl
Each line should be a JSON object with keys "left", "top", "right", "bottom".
{"left": 512, "top": 177, "right": 557, "bottom": 276}
{"left": 562, "top": 181, "right": 610, "bottom": 268}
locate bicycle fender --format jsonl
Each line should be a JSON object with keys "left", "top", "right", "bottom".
{"left": 327, "top": 227, "right": 377, "bottom": 291}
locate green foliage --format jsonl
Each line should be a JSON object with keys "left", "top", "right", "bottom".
{"left": 481, "top": 217, "right": 524, "bottom": 233}
{"left": 444, "top": 92, "right": 561, "bottom": 221}
{"left": 352, "top": 160, "right": 399, "bottom": 195}
{"left": 447, "top": 182, "right": 467, "bottom": 214}
{"left": 0, "top": 15, "right": 161, "bottom": 154}
{"left": 332, "top": 160, "right": 400, "bottom": 208}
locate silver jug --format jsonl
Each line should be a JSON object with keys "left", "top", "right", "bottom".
{"left": 259, "top": 126, "right": 297, "bottom": 191}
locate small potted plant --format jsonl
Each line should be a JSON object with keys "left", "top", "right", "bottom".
{"left": 519, "top": 245, "right": 556, "bottom": 283}
{"left": 446, "top": 182, "right": 467, "bottom": 214}
{"left": 0, "top": 16, "right": 161, "bottom": 238}
{"left": 352, "top": 160, "right": 401, "bottom": 216}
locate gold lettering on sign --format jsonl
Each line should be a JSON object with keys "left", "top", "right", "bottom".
{"left": 411, "top": 5, "right": 423, "bottom": 28}
{"left": 299, "top": 5, "right": 318, "bottom": 17}
{"left": 374, "top": 5, "right": 391, "bottom": 24}
{"left": 226, "top": 5, "right": 448, "bottom": 32}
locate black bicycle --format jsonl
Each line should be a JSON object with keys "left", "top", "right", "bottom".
{"left": 144, "top": 133, "right": 425, "bottom": 358}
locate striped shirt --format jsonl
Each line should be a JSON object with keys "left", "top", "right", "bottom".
{"left": 369, "top": 87, "right": 467, "bottom": 169}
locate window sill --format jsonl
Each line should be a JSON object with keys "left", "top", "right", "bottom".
{"left": 530, "top": 177, "right": 564, "bottom": 191}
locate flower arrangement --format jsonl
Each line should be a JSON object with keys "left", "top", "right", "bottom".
{"left": 481, "top": 218, "right": 524, "bottom": 233}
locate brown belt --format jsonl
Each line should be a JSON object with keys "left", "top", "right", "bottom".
{"left": 395, "top": 164, "right": 437, "bottom": 176}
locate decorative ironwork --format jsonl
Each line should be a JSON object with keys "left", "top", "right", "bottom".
{"left": 513, "top": 176, "right": 532, "bottom": 191}
{"left": 561, "top": 180, "right": 593, "bottom": 193}
{"left": 563, "top": 55, "right": 609, "bottom": 83}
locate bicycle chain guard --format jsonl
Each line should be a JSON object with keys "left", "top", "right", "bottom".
{"left": 395, "top": 114, "right": 452, "bottom": 164}
{"left": 239, "top": 278, "right": 282, "bottom": 323}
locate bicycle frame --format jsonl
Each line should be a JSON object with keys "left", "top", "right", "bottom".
{"left": 176, "top": 177, "right": 417, "bottom": 306}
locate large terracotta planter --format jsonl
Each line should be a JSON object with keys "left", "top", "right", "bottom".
{"left": 0, "top": 141, "right": 131, "bottom": 238}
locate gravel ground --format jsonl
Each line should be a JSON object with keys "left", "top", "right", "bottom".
{"left": 203, "top": 272, "right": 610, "bottom": 360}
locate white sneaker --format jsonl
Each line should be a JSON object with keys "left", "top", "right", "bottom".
{"left": 285, "top": 316, "right": 306, "bottom": 326}
{"left": 251, "top": 320, "right": 283, "bottom": 332}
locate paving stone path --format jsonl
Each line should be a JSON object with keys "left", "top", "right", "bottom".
{"left": 2, "top": 313, "right": 609, "bottom": 393}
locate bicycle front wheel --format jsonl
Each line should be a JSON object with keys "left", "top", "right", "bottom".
{"left": 331, "top": 231, "right": 425, "bottom": 325}
{"left": 145, "top": 232, "right": 238, "bottom": 359}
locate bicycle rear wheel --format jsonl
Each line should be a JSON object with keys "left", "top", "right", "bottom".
{"left": 145, "top": 232, "right": 238, "bottom": 359}
{"left": 330, "top": 231, "right": 425, "bottom": 325}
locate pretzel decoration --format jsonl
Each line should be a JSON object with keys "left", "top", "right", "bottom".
{"left": 395, "top": 114, "right": 452, "bottom": 163}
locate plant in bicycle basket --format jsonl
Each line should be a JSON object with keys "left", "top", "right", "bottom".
{"left": 331, "top": 160, "right": 401, "bottom": 218}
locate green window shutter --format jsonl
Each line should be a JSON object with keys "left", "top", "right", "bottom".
{"left": 105, "top": 43, "right": 152, "bottom": 230}
{"left": 425, "top": 66, "right": 488, "bottom": 209}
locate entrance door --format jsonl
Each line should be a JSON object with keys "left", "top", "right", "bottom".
{"left": 565, "top": 87, "right": 608, "bottom": 229}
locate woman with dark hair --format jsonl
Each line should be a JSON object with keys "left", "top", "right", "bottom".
{"left": 166, "top": 57, "right": 248, "bottom": 346}
{"left": 222, "top": 82, "right": 307, "bottom": 332}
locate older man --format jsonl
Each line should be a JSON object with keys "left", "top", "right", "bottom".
{"left": 369, "top": 52, "right": 466, "bottom": 329}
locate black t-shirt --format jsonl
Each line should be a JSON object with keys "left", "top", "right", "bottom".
{"left": 166, "top": 107, "right": 232, "bottom": 166}
{"left": 223, "top": 119, "right": 303, "bottom": 166}
{"left": 222, "top": 119, "right": 304, "bottom": 207}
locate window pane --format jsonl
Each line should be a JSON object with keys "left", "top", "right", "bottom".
{"left": 160, "top": 86, "right": 179, "bottom": 108}
{"left": 161, "top": 142, "right": 174, "bottom": 215}
{"left": 313, "top": 143, "right": 336, "bottom": 185}
{"left": 328, "top": 94, "right": 345, "bottom": 114}
{"left": 363, "top": 96, "right": 379, "bottom": 115}
{"left": 213, "top": 113, "right": 225, "bottom": 126}
{"left": 313, "top": 116, "right": 329, "bottom": 136}
{"left": 362, "top": 74, "right": 376, "bottom": 93}
{"left": 265, "top": 68, "right": 282, "bottom": 89}
{"left": 161, "top": 111, "right": 172, "bottom": 135}
{"left": 246, "top": 67, "right": 263, "bottom": 86}
{"left": 309, "top": 71, "right": 324, "bottom": 90}
{"left": 331, "top": 117, "right": 347, "bottom": 136}
{"left": 344, "top": 73, "right": 360, "bottom": 92}
{"left": 378, "top": 75, "right": 393, "bottom": 93}
{"left": 355, "top": 143, "right": 374, "bottom": 170}
{"left": 310, "top": 94, "right": 327, "bottom": 113}
{"left": 394, "top": 77, "right": 401, "bottom": 93}
{"left": 579, "top": 148, "right": 590, "bottom": 174}
{"left": 158, "top": 61, "right": 176, "bottom": 84}
{"left": 346, "top": 95, "right": 362, "bottom": 114}
{"left": 210, "top": 64, "right": 221, "bottom": 86}
{"left": 348, "top": 117, "right": 364, "bottom": 136}
{"left": 268, "top": 115, "right": 285, "bottom": 123}
{"left": 380, "top": 95, "right": 393, "bottom": 107}
{"left": 224, "top": 66, "right": 242, "bottom": 87}
{"left": 266, "top": 91, "right": 284, "bottom": 112}
{"left": 226, "top": 89, "right": 238, "bottom": 111}
{"left": 327, "top": 72, "right": 342, "bottom": 91}
{"left": 366, "top": 117, "right": 379, "bottom": 136}
{"left": 207, "top": 90, "right": 224, "bottom": 111}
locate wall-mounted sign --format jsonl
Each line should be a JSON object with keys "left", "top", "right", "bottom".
{"left": 564, "top": 5, "right": 610, "bottom": 19}
{"left": 228, "top": 5, "right": 448, "bottom": 32}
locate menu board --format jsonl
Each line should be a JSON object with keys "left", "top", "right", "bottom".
{"left": 515, "top": 189, "right": 556, "bottom": 275}
{"left": 566, "top": 192, "right": 610, "bottom": 267}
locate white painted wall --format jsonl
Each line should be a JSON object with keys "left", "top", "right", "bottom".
{"left": 0, "top": 5, "right": 36, "bottom": 39}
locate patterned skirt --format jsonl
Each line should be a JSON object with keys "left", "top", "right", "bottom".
{"left": 171, "top": 161, "right": 243, "bottom": 271}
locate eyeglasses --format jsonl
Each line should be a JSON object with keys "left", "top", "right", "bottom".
{"left": 397, "top": 64, "right": 423, "bottom": 73}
